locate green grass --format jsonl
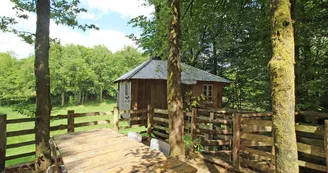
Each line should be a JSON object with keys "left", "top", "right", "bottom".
{"left": 0, "top": 101, "right": 146, "bottom": 167}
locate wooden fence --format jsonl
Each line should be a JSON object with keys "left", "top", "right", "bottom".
{"left": 0, "top": 111, "right": 112, "bottom": 171}
{"left": 232, "top": 111, "right": 328, "bottom": 172}
{"left": 2, "top": 106, "right": 328, "bottom": 172}
{"left": 112, "top": 106, "right": 192, "bottom": 139}
{"left": 113, "top": 106, "right": 328, "bottom": 172}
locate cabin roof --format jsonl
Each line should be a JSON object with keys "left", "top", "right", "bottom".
{"left": 115, "top": 59, "right": 231, "bottom": 84}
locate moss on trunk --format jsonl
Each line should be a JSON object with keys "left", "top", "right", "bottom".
{"left": 167, "top": 0, "right": 185, "bottom": 158}
{"left": 269, "top": 0, "right": 299, "bottom": 172}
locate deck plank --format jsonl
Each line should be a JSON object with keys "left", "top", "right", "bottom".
{"left": 58, "top": 136, "right": 127, "bottom": 156}
{"left": 53, "top": 129, "right": 197, "bottom": 173}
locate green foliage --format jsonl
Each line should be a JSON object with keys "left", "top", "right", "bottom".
{"left": 184, "top": 91, "right": 205, "bottom": 111}
{"left": 129, "top": 0, "right": 328, "bottom": 112}
{"left": 0, "top": 45, "right": 147, "bottom": 107}
{"left": 185, "top": 138, "right": 204, "bottom": 152}
{"left": 11, "top": 102, "right": 36, "bottom": 117}
{"left": 0, "top": 53, "right": 35, "bottom": 104}
{"left": 293, "top": 0, "right": 328, "bottom": 111}
{"left": 0, "top": 0, "right": 98, "bottom": 44}
{"left": 129, "top": 0, "right": 273, "bottom": 111}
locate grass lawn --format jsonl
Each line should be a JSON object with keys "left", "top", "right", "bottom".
{"left": 0, "top": 101, "right": 146, "bottom": 167}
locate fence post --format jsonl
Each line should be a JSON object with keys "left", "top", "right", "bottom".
{"left": 324, "top": 120, "right": 328, "bottom": 172}
{"left": 191, "top": 108, "right": 197, "bottom": 144}
{"left": 205, "top": 112, "right": 214, "bottom": 151}
{"left": 147, "top": 104, "right": 153, "bottom": 137}
{"left": 68, "top": 110, "right": 75, "bottom": 133}
{"left": 232, "top": 113, "right": 241, "bottom": 171}
{"left": 113, "top": 107, "right": 119, "bottom": 131}
{"left": 0, "top": 114, "right": 7, "bottom": 172}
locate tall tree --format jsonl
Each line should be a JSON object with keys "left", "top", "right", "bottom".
{"left": 1, "top": 1, "right": 97, "bottom": 171}
{"left": 269, "top": 0, "right": 298, "bottom": 172}
{"left": 167, "top": 0, "right": 185, "bottom": 157}
{"left": 34, "top": 0, "right": 52, "bottom": 171}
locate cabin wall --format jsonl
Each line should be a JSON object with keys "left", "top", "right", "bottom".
{"left": 131, "top": 79, "right": 168, "bottom": 110}
{"left": 130, "top": 79, "right": 223, "bottom": 109}
{"left": 191, "top": 81, "right": 223, "bottom": 108}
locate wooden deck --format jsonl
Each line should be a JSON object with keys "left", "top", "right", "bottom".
{"left": 53, "top": 129, "right": 197, "bottom": 173}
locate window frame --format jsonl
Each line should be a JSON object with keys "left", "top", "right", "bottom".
{"left": 202, "top": 84, "right": 213, "bottom": 102}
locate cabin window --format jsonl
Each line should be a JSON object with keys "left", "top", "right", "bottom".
{"left": 203, "top": 84, "right": 213, "bottom": 101}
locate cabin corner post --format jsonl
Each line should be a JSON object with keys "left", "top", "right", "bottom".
{"left": 147, "top": 104, "right": 153, "bottom": 137}
{"left": 113, "top": 107, "right": 119, "bottom": 131}
{"left": 232, "top": 113, "right": 241, "bottom": 171}
{"left": 0, "top": 114, "right": 7, "bottom": 172}
{"left": 190, "top": 108, "right": 197, "bottom": 151}
{"left": 68, "top": 110, "right": 75, "bottom": 133}
{"left": 324, "top": 120, "right": 328, "bottom": 172}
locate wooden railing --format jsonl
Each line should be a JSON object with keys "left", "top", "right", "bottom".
{"left": 0, "top": 111, "right": 112, "bottom": 171}
{"left": 233, "top": 111, "right": 328, "bottom": 173}
{"left": 112, "top": 106, "right": 328, "bottom": 172}
{"left": 113, "top": 107, "right": 147, "bottom": 129}
{"left": 4, "top": 107, "right": 326, "bottom": 172}
{"left": 192, "top": 108, "right": 233, "bottom": 159}
{"left": 112, "top": 106, "right": 192, "bottom": 139}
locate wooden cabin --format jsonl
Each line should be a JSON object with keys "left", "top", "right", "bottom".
{"left": 114, "top": 59, "right": 231, "bottom": 118}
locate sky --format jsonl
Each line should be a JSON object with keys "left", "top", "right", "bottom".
{"left": 0, "top": 0, "right": 154, "bottom": 58}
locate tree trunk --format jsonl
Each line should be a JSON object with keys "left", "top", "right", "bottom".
{"left": 61, "top": 90, "right": 65, "bottom": 106}
{"left": 269, "top": 0, "right": 298, "bottom": 172}
{"left": 212, "top": 41, "right": 218, "bottom": 75}
{"left": 34, "top": 0, "right": 51, "bottom": 171}
{"left": 81, "top": 91, "right": 85, "bottom": 105}
{"left": 78, "top": 90, "right": 82, "bottom": 104}
{"left": 84, "top": 91, "right": 86, "bottom": 104}
{"left": 154, "top": 1, "right": 162, "bottom": 57}
{"left": 167, "top": 0, "right": 185, "bottom": 158}
{"left": 99, "top": 87, "right": 103, "bottom": 103}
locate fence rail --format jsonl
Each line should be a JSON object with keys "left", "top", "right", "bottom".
{"left": 0, "top": 111, "right": 112, "bottom": 171}
{"left": 113, "top": 107, "right": 328, "bottom": 172}
{"left": 2, "top": 107, "right": 328, "bottom": 172}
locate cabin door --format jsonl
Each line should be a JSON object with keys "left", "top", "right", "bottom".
{"left": 118, "top": 81, "right": 131, "bottom": 118}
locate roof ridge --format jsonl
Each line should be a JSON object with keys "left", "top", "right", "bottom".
{"left": 125, "top": 58, "right": 153, "bottom": 80}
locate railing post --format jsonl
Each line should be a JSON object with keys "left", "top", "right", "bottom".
{"left": 324, "top": 120, "right": 328, "bottom": 172}
{"left": 205, "top": 112, "right": 214, "bottom": 151}
{"left": 113, "top": 107, "right": 119, "bottom": 131}
{"left": 147, "top": 105, "right": 153, "bottom": 137}
{"left": 0, "top": 114, "right": 7, "bottom": 172}
{"left": 191, "top": 108, "right": 197, "bottom": 144}
{"left": 232, "top": 113, "right": 241, "bottom": 171}
{"left": 68, "top": 110, "right": 75, "bottom": 133}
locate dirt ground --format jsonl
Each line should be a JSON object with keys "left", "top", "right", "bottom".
{"left": 185, "top": 157, "right": 231, "bottom": 173}
{"left": 142, "top": 137, "right": 233, "bottom": 173}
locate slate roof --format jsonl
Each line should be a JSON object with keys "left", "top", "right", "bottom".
{"left": 115, "top": 59, "right": 231, "bottom": 84}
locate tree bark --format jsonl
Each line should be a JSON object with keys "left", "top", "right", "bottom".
{"left": 99, "top": 87, "right": 103, "bottom": 103}
{"left": 78, "top": 90, "right": 82, "bottom": 104}
{"left": 61, "top": 90, "right": 65, "bottom": 106}
{"left": 269, "top": 0, "right": 298, "bottom": 172}
{"left": 154, "top": 1, "right": 162, "bottom": 57}
{"left": 82, "top": 91, "right": 85, "bottom": 105}
{"left": 34, "top": 0, "right": 51, "bottom": 171}
{"left": 212, "top": 41, "right": 218, "bottom": 75}
{"left": 167, "top": 0, "right": 185, "bottom": 158}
